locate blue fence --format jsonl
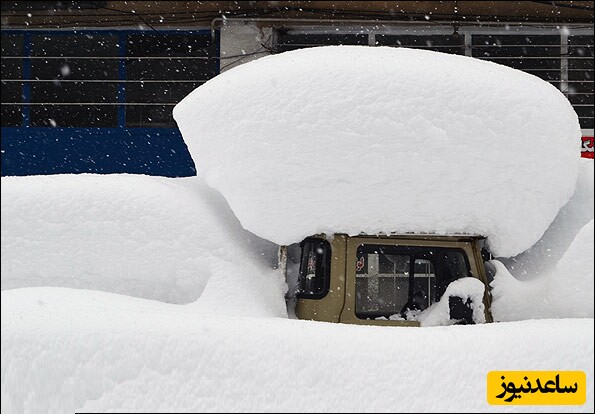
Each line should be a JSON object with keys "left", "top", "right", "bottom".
{"left": 1, "top": 127, "right": 195, "bottom": 176}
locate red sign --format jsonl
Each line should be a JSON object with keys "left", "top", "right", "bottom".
{"left": 582, "top": 136, "right": 594, "bottom": 159}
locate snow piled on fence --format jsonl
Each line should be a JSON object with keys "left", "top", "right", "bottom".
{"left": 174, "top": 45, "right": 581, "bottom": 257}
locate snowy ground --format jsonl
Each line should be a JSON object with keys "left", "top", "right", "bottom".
{"left": 2, "top": 172, "right": 593, "bottom": 413}
{"left": 1, "top": 287, "right": 593, "bottom": 413}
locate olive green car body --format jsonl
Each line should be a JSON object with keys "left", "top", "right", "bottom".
{"left": 295, "top": 234, "right": 493, "bottom": 327}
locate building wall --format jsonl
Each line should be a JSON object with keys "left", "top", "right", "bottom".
{"left": 220, "top": 22, "right": 273, "bottom": 72}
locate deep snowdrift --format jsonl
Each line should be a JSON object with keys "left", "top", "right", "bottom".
{"left": 1, "top": 287, "right": 593, "bottom": 413}
{"left": 1, "top": 171, "right": 593, "bottom": 412}
{"left": 0, "top": 174, "right": 286, "bottom": 318}
{"left": 2, "top": 166, "right": 593, "bottom": 322}
{"left": 499, "top": 159, "right": 594, "bottom": 279}
{"left": 174, "top": 45, "right": 581, "bottom": 257}
{"left": 490, "top": 219, "right": 594, "bottom": 321}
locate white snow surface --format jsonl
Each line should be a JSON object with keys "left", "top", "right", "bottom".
{"left": 1, "top": 172, "right": 593, "bottom": 412}
{"left": 490, "top": 219, "right": 595, "bottom": 322}
{"left": 2, "top": 287, "right": 593, "bottom": 413}
{"left": 499, "top": 159, "right": 594, "bottom": 279}
{"left": 174, "top": 45, "right": 582, "bottom": 257}
{"left": 0, "top": 174, "right": 287, "bottom": 318}
{"left": 419, "top": 277, "right": 486, "bottom": 326}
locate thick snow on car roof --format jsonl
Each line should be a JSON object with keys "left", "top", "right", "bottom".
{"left": 174, "top": 45, "right": 581, "bottom": 257}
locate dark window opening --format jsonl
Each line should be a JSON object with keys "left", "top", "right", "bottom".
{"left": 274, "top": 32, "right": 368, "bottom": 53}
{"left": 297, "top": 238, "right": 331, "bottom": 299}
{"left": 30, "top": 104, "right": 117, "bottom": 127}
{"left": 376, "top": 34, "right": 466, "bottom": 55}
{"left": 126, "top": 104, "right": 176, "bottom": 128}
{"left": 355, "top": 245, "right": 471, "bottom": 320}
{"left": 472, "top": 35, "right": 562, "bottom": 89}
{"left": 124, "top": 32, "right": 217, "bottom": 128}
{"left": 1, "top": 30, "right": 218, "bottom": 128}
{"left": 1, "top": 105, "right": 22, "bottom": 127}
{"left": 568, "top": 35, "right": 594, "bottom": 129}
{"left": 30, "top": 34, "right": 118, "bottom": 57}
{"left": 272, "top": 29, "right": 592, "bottom": 130}
{"left": 1, "top": 33, "right": 24, "bottom": 126}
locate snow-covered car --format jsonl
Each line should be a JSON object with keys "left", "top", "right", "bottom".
{"left": 288, "top": 233, "right": 491, "bottom": 326}
{"left": 174, "top": 45, "right": 584, "bottom": 327}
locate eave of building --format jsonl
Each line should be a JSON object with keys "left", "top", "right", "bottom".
{"left": 1, "top": 1, "right": 593, "bottom": 29}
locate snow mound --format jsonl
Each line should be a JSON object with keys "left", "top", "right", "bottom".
{"left": 2, "top": 287, "right": 593, "bottom": 412}
{"left": 499, "top": 159, "right": 594, "bottom": 279}
{"left": 0, "top": 174, "right": 286, "bottom": 318}
{"left": 174, "top": 45, "right": 581, "bottom": 257}
{"left": 490, "top": 219, "right": 594, "bottom": 321}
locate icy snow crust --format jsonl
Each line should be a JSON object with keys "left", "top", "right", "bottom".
{"left": 174, "top": 46, "right": 581, "bottom": 257}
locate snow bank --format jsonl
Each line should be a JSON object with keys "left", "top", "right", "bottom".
{"left": 2, "top": 287, "right": 593, "bottom": 413}
{"left": 490, "top": 219, "right": 594, "bottom": 321}
{"left": 499, "top": 159, "right": 594, "bottom": 279}
{"left": 419, "top": 277, "right": 486, "bottom": 326}
{"left": 174, "top": 45, "right": 581, "bottom": 257}
{"left": 0, "top": 174, "right": 286, "bottom": 318}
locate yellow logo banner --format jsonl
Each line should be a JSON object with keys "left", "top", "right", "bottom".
{"left": 487, "top": 371, "right": 586, "bottom": 405}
